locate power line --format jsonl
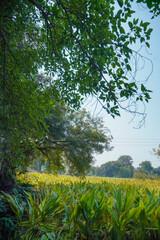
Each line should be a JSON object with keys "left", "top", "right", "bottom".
{"left": 113, "top": 145, "right": 158, "bottom": 147}
{"left": 114, "top": 138, "right": 160, "bottom": 141}
{"left": 112, "top": 138, "right": 160, "bottom": 146}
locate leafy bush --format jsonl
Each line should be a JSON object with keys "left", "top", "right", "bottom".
{"left": 134, "top": 172, "right": 160, "bottom": 180}
{"left": 0, "top": 183, "right": 35, "bottom": 240}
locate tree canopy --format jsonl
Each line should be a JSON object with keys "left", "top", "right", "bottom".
{"left": 27, "top": 103, "right": 112, "bottom": 175}
{"left": 91, "top": 158, "right": 160, "bottom": 179}
{"left": 0, "top": 0, "right": 159, "bottom": 189}
{"left": 0, "top": 0, "right": 154, "bottom": 118}
{"left": 96, "top": 155, "right": 134, "bottom": 178}
{"left": 137, "top": 160, "right": 153, "bottom": 175}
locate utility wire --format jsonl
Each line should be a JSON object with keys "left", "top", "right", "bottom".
{"left": 111, "top": 138, "right": 160, "bottom": 147}
{"left": 113, "top": 138, "right": 160, "bottom": 140}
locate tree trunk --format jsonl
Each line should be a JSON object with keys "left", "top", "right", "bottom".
{"left": 0, "top": 158, "right": 15, "bottom": 192}
{"left": 0, "top": 19, "right": 15, "bottom": 192}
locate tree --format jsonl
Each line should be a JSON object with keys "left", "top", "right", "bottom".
{"left": 137, "top": 161, "right": 153, "bottom": 175}
{"left": 96, "top": 161, "right": 119, "bottom": 178}
{"left": 0, "top": 0, "right": 156, "bottom": 189}
{"left": 95, "top": 155, "right": 134, "bottom": 178}
{"left": 153, "top": 166, "right": 160, "bottom": 176}
{"left": 117, "top": 155, "right": 133, "bottom": 166}
{"left": 0, "top": 72, "right": 57, "bottom": 190}
{"left": 33, "top": 105, "right": 112, "bottom": 175}
{"left": 24, "top": 100, "right": 112, "bottom": 175}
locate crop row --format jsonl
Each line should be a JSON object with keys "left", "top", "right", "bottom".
{"left": 17, "top": 172, "right": 160, "bottom": 193}
{"left": 2, "top": 173, "right": 160, "bottom": 239}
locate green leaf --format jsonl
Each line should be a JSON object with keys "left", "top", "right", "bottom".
{"left": 146, "top": 0, "right": 153, "bottom": 9}
{"left": 126, "top": 207, "right": 141, "bottom": 221}
{"left": 46, "top": 232, "right": 56, "bottom": 240}
{"left": 117, "top": 0, "right": 123, "bottom": 7}
{"left": 108, "top": 208, "right": 119, "bottom": 229}
{"left": 128, "top": 21, "right": 133, "bottom": 29}
{"left": 146, "top": 201, "right": 157, "bottom": 215}
{"left": 147, "top": 28, "right": 153, "bottom": 35}
{"left": 141, "top": 84, "right": 146, "bottom": 92}
{"left": 143, "top": 22, "right": 150, "bottom": 31}
{"left": 41, "top": 235, "right": 48, "bottom": 240}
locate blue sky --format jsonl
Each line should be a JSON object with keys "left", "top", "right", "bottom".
{"left": 85, "top": 3, "right": 160, "bottom": 168}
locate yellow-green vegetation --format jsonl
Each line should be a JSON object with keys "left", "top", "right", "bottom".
{"left": 3, "top": 172, "right": 160, "bottom": 239}
{"left": 17, "top": 172, "right": 160, "bottom": 193}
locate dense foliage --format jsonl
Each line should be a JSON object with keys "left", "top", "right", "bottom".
{"left": 1, "top": 173, "right": 160, "bottom": 239}
{"left": 27, "top": 104, "right": 112, "bottom": 175}
{"left": 95, "top": 155, "right": 134, "bottom": 178}
{"left": 0, "top": 1, "right": 160, "bottom": 238}
{"left": 0, "top": 0, "right": 155, "bottom": 186}
{"left": 92, "top": 157, "right": 160, "bottom": 179}
{"left": 0, "top": 0, "right": 160, "bottom": 190}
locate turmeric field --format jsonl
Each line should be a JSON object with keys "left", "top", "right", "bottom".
{"left": 2, "top": 172, "right": 160, "bottom": 239}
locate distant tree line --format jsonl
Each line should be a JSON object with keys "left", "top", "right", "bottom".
{"left": 29, "top": 153, "right": 160, "bottom": 179}
{"left": 88, "top": 155, "right": 160, "bottom": 179}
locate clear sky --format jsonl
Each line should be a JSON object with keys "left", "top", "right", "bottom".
{"left": 84, "top": 3, "right": 160, "bottom": 168}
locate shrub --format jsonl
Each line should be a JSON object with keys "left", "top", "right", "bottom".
{"left": 0, "top": 183, "right": 35, "bottom": 240}
{"left": 134, "top": 172, "right": 160, "bottom": 180}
